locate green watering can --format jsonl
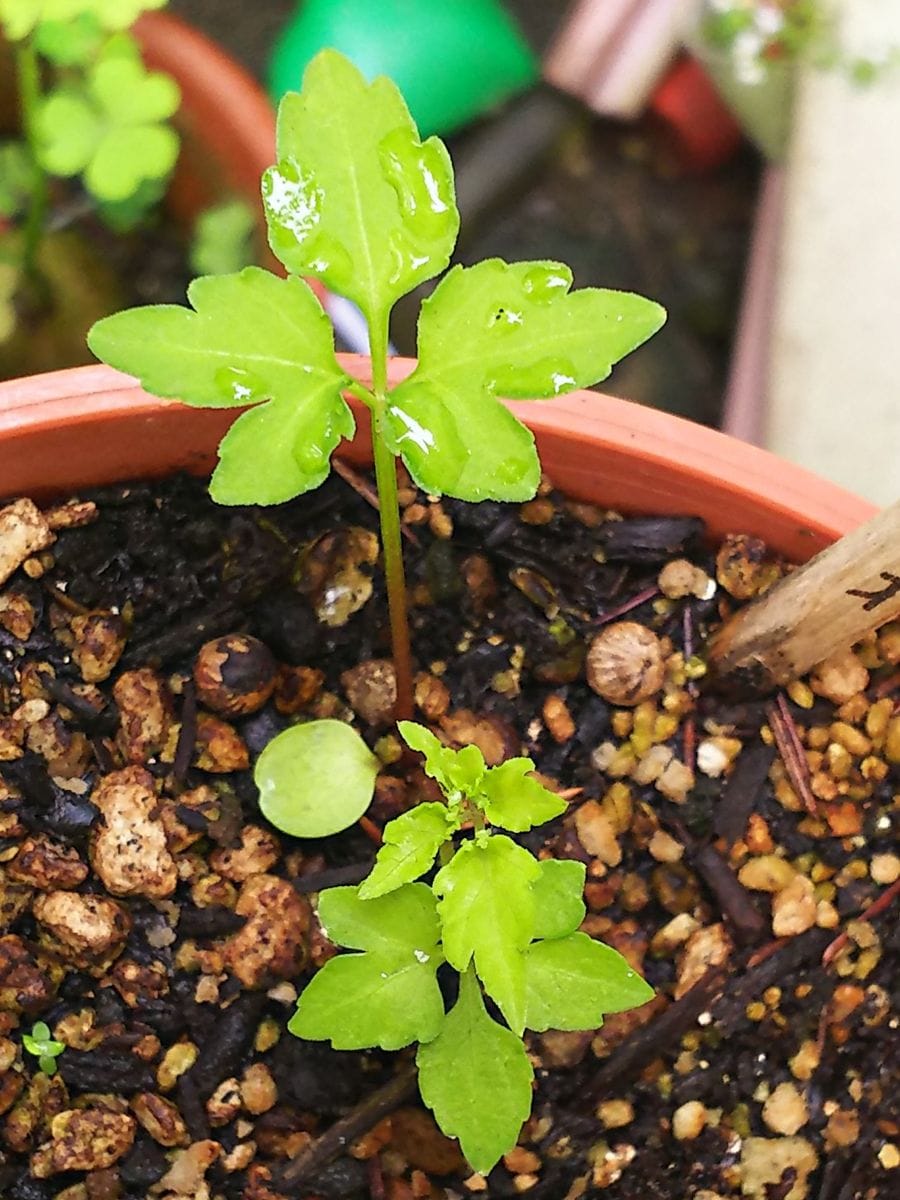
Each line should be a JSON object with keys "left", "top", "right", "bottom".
{"left": 267, "top": 0, "right": 539, "bottom": 137}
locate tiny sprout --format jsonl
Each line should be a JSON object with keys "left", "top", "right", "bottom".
{"left": 22, "top": 1021, "right": 65, "bottom": 1076}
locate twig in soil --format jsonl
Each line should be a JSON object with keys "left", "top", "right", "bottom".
{"left": 122, "top": 601, "right": 244, "bottom": 669}
{"left": 368, "top": 1156, "right": 386, "bottom": 1200}
{"left": 712, "top": 928, "right": 832, "bottom": 1035}
{"left": 595, "top": 584, "right": 659, "bottom": 626}
{"left": 46, "top": 676, "right": 115, "bottom": 733}
{"left": 767, "top": 696, "right": 817, "bottom": 816}
{"left": 273, "top": 1063, "right": 418, "bottom": 1194}
{"left": 713, "top": 740, "right": 776, "bottom": 846}
{"left": 173, "top": 682, "right": 197, "bottom": 783}
{"left": 691, "top": 841, "right": 767, "bottom": 944}
{"left": 577, "top": 964, "right": 729, "bottom": 1108}
{"left": 358, "top": 815, "right": 383, "bottom": 846}
{"left": 291, "top": 862, "right": 374, "bottom": 893}
{"left": 44, "top": 582, "right": 90, "bottom": 616}
{"left": 682, "top": 715, "right": 696, "bottom": 774}
{"left": 822, "top": 876, "right": 900, "bottom": 966}
{"left": 661, "top": 811, "right": 766, "bottom": 944}
{"left": 90, "top": 736, "right": 115, "bottom": 774}
{"left": 872, "top": 668, "right": 900, "bottom": 699}
{"left": 332, "top": 458, "right": 419, "bottom": 547}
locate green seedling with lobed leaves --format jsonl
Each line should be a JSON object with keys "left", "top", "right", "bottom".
{"left": 89, "top": 48, "right": 661, "bottom": 1169}
{"left": 22, "top": 1021, "right": 65, "bottom": 1076}
{"left": 0, "top": 0, "right": 178, "bottom": 334}
{"left": 90, "top": 47, "right": 665, "bottom": 834}
{"left": 292, "top": 722, "right": 654, "bottom": 1171}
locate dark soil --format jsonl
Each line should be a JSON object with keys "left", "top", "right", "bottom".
{"left": 0, "top": 471, "right": 896, "bottom": 1199}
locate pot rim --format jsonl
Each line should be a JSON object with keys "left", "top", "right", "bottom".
{"left": 0, "top": 357, "right": 875, "bottom": 564}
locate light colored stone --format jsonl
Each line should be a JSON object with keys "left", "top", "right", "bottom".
{"left": 673, "top": 1100, "right": 707, "bottom": 1141}
{"left": 772, "top": 875, "right": 817, "bottom": 937}
{"left": 740, "top": 1136, "right": 818, "bottom": 1200}
{"left": 762, "top": 1082, "right": 808, "bottom": 1135}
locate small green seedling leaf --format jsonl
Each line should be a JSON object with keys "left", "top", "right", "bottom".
{"left": 530, "top": 859, "right": 586, "bottom": 941}
{"left": 524, "top": 932, "right": 655, "bottom": 1033}
{"left": 397, "top": 720, "right": 484, "bottom": 798}
{"left": 22, "top": 1020, "right": 65, "bottom": 1075}
{"left": 33, "top": 12, "right": 104, "bottom": 64}
{"left": 417, "top": 968, "right": 533, "bottom": 1174}
{"left": 477, "top": 757, "right": 566, "bottom": 833}
{"left": 263, "top": 49, "right": 459, "bottom": 323}
{"left": 434, "top": 835, "right": 539, "bottom": 1034}
{"left": 317, "top": 883, "right": 441, "bottom": 962}
{"left": 255, "top": 720, "right": 378, "bottom": 838}
{"left": 190, "top": 199, "right": 256, "bottom": 278}
{"left": 358, "top": 803, "right": 458, "bottom": 900}
{"left": 36, "top": 43, "right": 180, "bottom": 203}
{"left": 388, "top": 259, "right": 666, "bottom": 500}
{"left": 0, "top": 261, "right": 18, "bottom": 343}
{"left": 88, "top": 268, "right": 352, "bottom": 505}
{"left": 290, "top": 950, "right": 444, "bottom": 1051}
{"left": 1, "top": 0, "right": 163, "bottom": 40}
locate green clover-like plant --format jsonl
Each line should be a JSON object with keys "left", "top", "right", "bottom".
{"left": 35, "top": 42, "right": 180, "bottom": 203}
{"left": 2, "top": 0, "right": 180, "bottom": 331}
{"left": 22, "top": 1021, "right": 65, "bottom": 1076}
{"left": 289, "top": 722, "right": 654, "bottom": 1172}
{"left": 190, "top": 199, "right": 256, "bottom": 279}
{"left": 88, "top": 48, "right": 664, "bottom": 836}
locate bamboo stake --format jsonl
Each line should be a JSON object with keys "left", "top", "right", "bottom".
{"left": 707, "top": 498, "right": 900, "bottom": 693}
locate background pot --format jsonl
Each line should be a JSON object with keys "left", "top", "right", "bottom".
{"left": 0, "top": 11, "right": 298, "bottom": 378}
{"left": 0, "top": 359, "right": 875, "bottom": 562}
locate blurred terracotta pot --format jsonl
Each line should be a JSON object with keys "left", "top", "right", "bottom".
{"left": 0, "top": 358, "right": 875, "bottom": 562}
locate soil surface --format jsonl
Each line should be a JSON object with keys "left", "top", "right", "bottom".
{"left": 0, "top": 470, "right": 896, "bottom": 1200}
{"left": 171, "top": 0, "right": 761, "bottom": 426}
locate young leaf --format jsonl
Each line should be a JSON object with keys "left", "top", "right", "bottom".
{"left": 317, "top": 883, "right": 441, "bottom": 963}
{"left": 433, "top": 835, "right": 539, "bottom": 1033}
{"left": 289, "top": 951, "right": 444, "bottom": 1051}
{"left": 255, "top": 720, "right": 378, "bottom": 838}
{"left": 358, "top": 803, "right": 457, "bottom": 900}
{"left": 262, "top": 49, "right": 459, "bottom": 322}
{"left": 524, "top": 932, "right": 654, "bottom": 1033}
{"left": 36, "top": 47, "right": 180, "bottom": 203}
{"left": 477, "top": 757, "right": 566, "bottom": 833}
{"left": 33, "top": 12, "right": 104, "bottom": 65}
{"left": 397, "top": 720, "right": 484, "bottom": 797}
{"left": 88, "top": 269, "right": 353, "bottom": 505}
{"left": 530, "top": 859, "right": 586, "bottom": 941}
{"left": 387, "top": 259, "right": 666, "bottom": 500}
{"left": 417, "top": 968, "right": 533, "bottom": 1174}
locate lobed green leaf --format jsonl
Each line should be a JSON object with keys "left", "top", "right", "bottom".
{"left": 358, "top": 803, "right": 457, "bottom": 900}
{"left": 530, "top": 859, "right": 586, "bottom": 941}
{"left": 89, "top": 268, "right": 353, "bottom": 505}
{"left": 388, "top": 259, "right": 666, "bottom": 501}
{"left": 524, "top": 932, "right": 654, "bottom": 1033}
{"left": 433, "top": 835, "right": 539, "bottom": 1034}
{"left": 397, "top": 720, "right": 485, "bottom": 798}
{"left": 317, "top": 883, "right": 441, "bottom": 963}
{"left": 254, "top": 720, "right": 377, "bottom": 838}
{"left": 417, "top": 968, "right": 533, "bottom": 1174}
{"left": 477, "top": 757, "right": 566, "bottom": 833}
{"left": 262, "top": 49, "right": 459, "bottom": 323}
{"left": 290, "top": 951, "right": 444, "bottom": 1051}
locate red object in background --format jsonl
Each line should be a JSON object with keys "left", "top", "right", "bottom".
{"left": 651, "top": 55, "right": 744, "bottom": 172}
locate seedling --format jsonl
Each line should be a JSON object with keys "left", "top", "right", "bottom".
{"left": 0, "top": 0, "right": 178, "bottom": 316}
{"left": 290, "top": 722, "right": 654, "bottom": 1170}
{"left": 89, "top": 48, "right": 664, "bottom": 833}
{"left": 22, "top": 1021, "right": 65, "bottom": 1076}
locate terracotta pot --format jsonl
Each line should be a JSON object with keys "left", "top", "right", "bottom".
{"left": 0, "top": 359, "right": 875, "bottom": 563}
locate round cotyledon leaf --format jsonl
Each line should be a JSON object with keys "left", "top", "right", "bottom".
{"left": 255, "top": 719, "right": 378, "bottom": 838}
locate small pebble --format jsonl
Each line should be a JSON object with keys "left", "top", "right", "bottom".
{"left": 672, "top": 1100, "right": 707, "bottom": 1141}
{"left": 762, "top": 1082, "right": 808, "bottom": 1135}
